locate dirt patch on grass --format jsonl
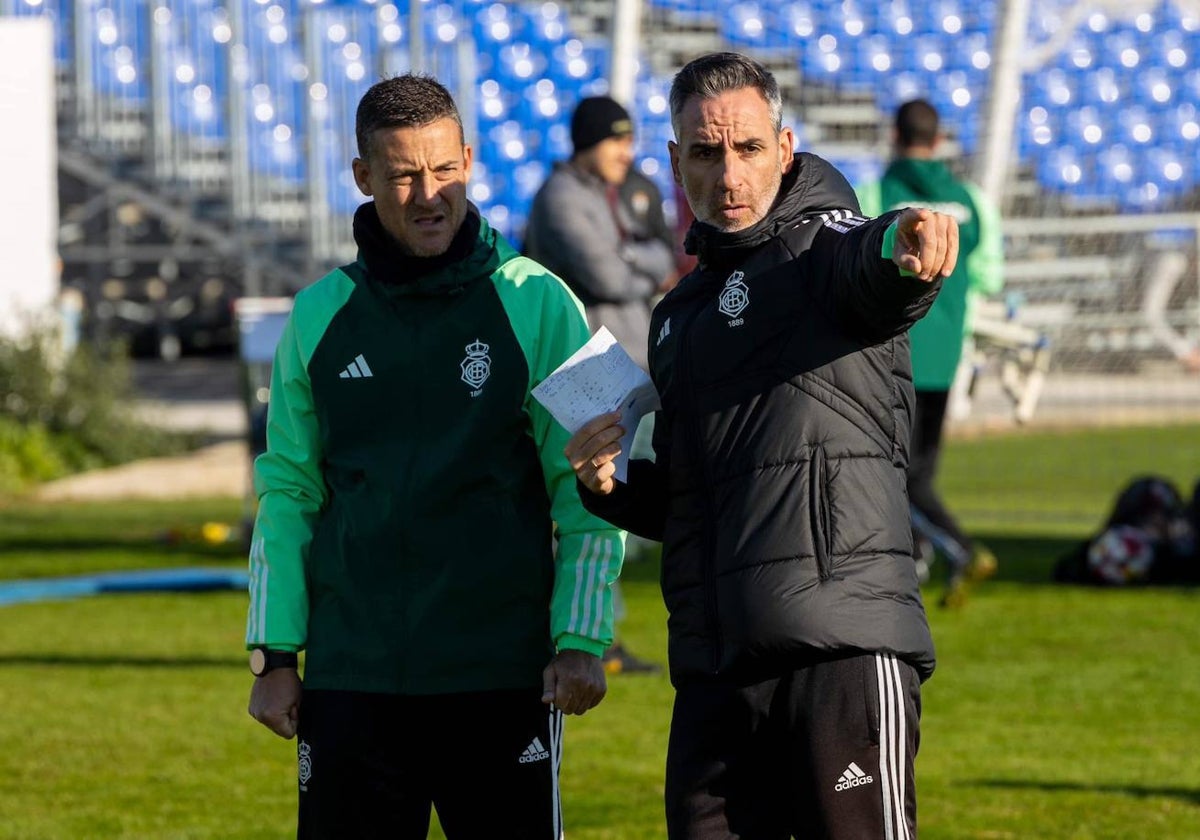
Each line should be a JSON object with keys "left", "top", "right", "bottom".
{"left": 35, "top": 441, "right": 250, "bottom": 502}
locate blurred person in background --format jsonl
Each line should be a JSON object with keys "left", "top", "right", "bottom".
{"left": 566, "top": 53, "right": 955, "bottom": 839}
{"left": 246, "top": 73, "right": 623, "bottom": 839}
{"left": 526, "top": 94, "right": 677, "bottom": 674}
{"left": 858, "top": 98, "right": 1005, "bottom": 607}
{"left": 525, "top": 95, "right": 676, "bottom": 373}
{"left": 1141, "top": 246, "right": 1200, "bottom": 373}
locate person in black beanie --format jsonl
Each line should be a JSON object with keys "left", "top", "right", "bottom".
{"left": 526, "top": 96, "right": 676, "bottom": 373}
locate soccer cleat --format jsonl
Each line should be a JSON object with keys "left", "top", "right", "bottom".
{"left": 966, "top": 544, "right": 999, "bottom": 581}
{"left": 939, "top": 577, "right": 970, "bottom": 609}
{"left": 939, "top": 545, "right": 999, "bottom": 608}
{"left": 601, "top": 643, "right": 661, "bottom": 675}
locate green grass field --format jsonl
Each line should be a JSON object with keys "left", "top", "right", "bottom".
{"left": 1, "top": 425, "right": 1198, "bottom": 838}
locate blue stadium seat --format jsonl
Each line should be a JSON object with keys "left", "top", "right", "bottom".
{"left": 477, "top": 77, "right": 516, "bottom": 126}
{"left": 163, "top": 0, "right": 228, "bottom": 140}
{"left": 855, "top": 34, "right": 896, "bottom": 85}
{"left": 646, "top": 0, "right": 716, "bottom": 23}
{"left": 304, "top": 2, "right": 377, "bottom": 215}
{"left": 1018, "top": 104, "right": 1060, "bottom": 157}
{"left": 723, "top": 3, "right": 788, "bottom": 53}
{"left": 88, "top": 0, "right": 150, "bottom": 104}
{"left": 1021, "top": 0, "right": 1200, "bottom": 208}
{"left": 237, "top": 0, "right": 311, "bottom": 183}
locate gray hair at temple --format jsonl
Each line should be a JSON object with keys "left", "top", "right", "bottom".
{"left": 668, "top": 52, "right": 784, "bottom": 139}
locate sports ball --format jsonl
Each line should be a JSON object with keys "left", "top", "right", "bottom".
{"left": 1087, "top": 525, "right": 1155, "bottom": 585}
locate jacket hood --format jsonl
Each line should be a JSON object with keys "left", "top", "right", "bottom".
{"left": 882, "top": 157, "right": 953, "bottom": 199}
{"left": 684, "top": 152, "right": 861, "bottom": 265}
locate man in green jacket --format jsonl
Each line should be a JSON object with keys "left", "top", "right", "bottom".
{"left": 858, "top": 99, "right": 1004, "bottom": 606}
{"left": 246, "top": 74, "right": 624, "bottom": 839}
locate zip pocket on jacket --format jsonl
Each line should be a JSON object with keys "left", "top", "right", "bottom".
{"left": 809, "top": 447, "right": 834, "bottom": 581}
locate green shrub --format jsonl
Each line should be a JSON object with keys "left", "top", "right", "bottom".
{"left": 0, "top": 418, "right": 68, "bottom": 493}
{"left": 0, "top": 328, "right": 190, "bottom": 491}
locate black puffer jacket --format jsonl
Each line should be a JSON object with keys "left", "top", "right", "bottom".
{"left": 581, "top": 153, "right": 938, "bottom": 685}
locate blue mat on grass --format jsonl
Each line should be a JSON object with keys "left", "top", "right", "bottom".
{"left": 0, "top": 568, "right": 249, "bottom": 607}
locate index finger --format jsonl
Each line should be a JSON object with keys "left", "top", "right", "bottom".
{"left": 898, "top": 206, "right": 931, "bottom": 235}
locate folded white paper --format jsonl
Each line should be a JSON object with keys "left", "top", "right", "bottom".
{"left": 532, "top": 326, "right": 661, "bottom": 482}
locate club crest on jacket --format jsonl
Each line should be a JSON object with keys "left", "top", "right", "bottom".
{"left": 719, "top": 270, "right": 750, "bottom": 324}
{"left": 460, "top": 338, "right": 491, "bottom": 396}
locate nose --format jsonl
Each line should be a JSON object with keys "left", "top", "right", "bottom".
{"left": 412, "top": 174, "right": 442, "bottom": 208}
{"left": 719, "top": 149, "right": 744, "bottom": 193}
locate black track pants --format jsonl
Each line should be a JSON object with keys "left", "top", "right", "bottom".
{"left": 665, "top": 653, "right": 922, "bottom": 840}
{"left": 296, "top": 688, "right": 564, "bottom": 840}
{"left": 907, "top": 388, "right": 973, "bottom": 559}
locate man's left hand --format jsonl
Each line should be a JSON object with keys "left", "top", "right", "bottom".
{"left": 892, "top": 207, "right": 960, "bottom": 282}
{"left": 541, "top": 649, "right": 607, "bottom": 715}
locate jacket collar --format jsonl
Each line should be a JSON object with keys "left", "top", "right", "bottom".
{"left": 684, "top": 152, "right": 861, "bottom": 269}
{"left": 351, "top": 202, "right": 500, "bottom": 297}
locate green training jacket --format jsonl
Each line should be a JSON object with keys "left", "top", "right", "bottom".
{"left": 857, "top": 158, "right": 1004, "bottom": 390}
{"left": 245, "top": 215, "right": 625, "bottom": 694}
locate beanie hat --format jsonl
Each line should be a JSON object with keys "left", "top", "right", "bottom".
{"left": 571, "top": 96, "right": 634, "bottom": 153}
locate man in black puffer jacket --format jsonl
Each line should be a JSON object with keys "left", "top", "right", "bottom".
{"left": 566, "top": 53, "right": 956, "bottom": 840}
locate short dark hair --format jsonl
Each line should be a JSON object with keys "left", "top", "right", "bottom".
{"left": 669, "top": 52, "right": 782, "bottom": 138}
{"left": 355, "top": 74, "right": 463, "bottom": 160}
{"left": 895, "top": 99, "right": 939, "bottom": 149}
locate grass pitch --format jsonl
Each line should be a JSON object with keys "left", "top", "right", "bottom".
{"left": 0, "top": 424, "right": 1197, "bottom": 838}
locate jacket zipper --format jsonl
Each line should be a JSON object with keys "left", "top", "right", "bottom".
{"left": 674, "top": 300, "right": 725, "bottom": 675}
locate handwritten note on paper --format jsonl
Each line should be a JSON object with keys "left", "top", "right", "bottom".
{"left": 532, "top": 327, "right": 661, "bottom": 482}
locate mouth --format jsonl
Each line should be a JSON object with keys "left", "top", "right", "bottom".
{"left": 718, "top": 204, "right": 750, "bottom": 222}
{"left": 412, "top": 213, "right": 447, "bottom": 229}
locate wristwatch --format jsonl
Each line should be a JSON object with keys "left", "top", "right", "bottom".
{"left": 249, "top": 647, "right": 298, "bottom": 677}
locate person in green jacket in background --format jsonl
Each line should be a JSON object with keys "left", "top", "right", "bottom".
{"left": 245, "top": 74, "right": 624, "bottom": 839}
{"left": 858, "top": 99, "right": 1004, "bottom": 607}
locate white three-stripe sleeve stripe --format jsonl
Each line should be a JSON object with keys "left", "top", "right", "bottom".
{"left": 566, "top": 534, "right": 593, "bottom": 637}
{"left": 247, "top": 537, "right": 268, "bottom": 643}
{"left": 549, "top": 707, "right": 564, "bottom": 840}
{"left": 876, "top": 653, "right": 912, "bottom": 840}
{"left": 575, "top": 536, "right": 605, "bottom": 638}
{"left": 589, "top": 538, "right": 613, "bottom": 639}
{"left": 246, "top": 539, "right": 257, "bottom": 641}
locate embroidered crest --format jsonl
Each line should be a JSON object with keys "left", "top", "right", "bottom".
{"left": 718, "top": 270, "right": 750, "bottom": 321}
{"left": 298, "top": 740, "right": 313, "bottom": 788}
{"left": 460, "top": 338, "right": 491, "bottom": 396}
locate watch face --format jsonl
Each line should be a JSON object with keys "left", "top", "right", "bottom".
{"left": 249, "top": 648, "right": 267, "bottom": 676}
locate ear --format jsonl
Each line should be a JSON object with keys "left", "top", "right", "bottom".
{"left": 668, "top": 140, "right": 682, "bottom": 186}
{"left": 779, "top": 126, "right": 796, "bottom": 174}
{"left": 352, "top": 157, "right": 373, "bottom": 197}
{"left": 461, "top": 143, "right": 474, "bottom": 182}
